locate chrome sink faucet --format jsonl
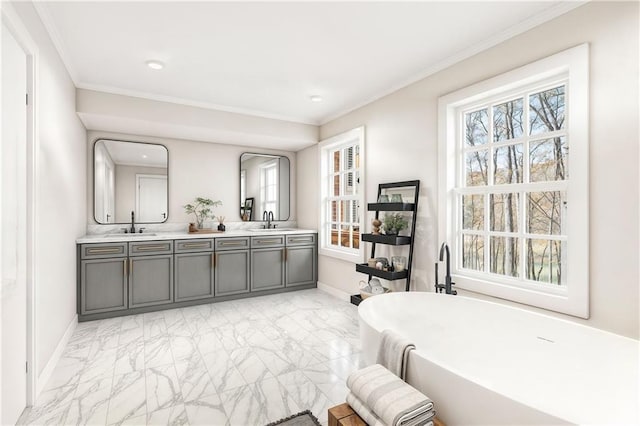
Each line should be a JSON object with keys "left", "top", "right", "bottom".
{"left": 435, "top": 242, "right": 457, "bottom": 295}
{"left": 262, "top": 210, "right": 275, "bottom": 229}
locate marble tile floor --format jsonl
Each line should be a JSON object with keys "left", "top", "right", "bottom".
{"left": 18, "top": 289, "right": 364, "bottom": 426}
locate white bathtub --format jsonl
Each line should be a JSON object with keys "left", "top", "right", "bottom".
{"left": 359, "top": 292, "right": 639, "bottom": 425}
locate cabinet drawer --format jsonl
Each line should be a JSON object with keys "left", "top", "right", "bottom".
{"left": 286, "top": 234, "right": 316, "bottom": 246}
{"left": 251, "top": 235, "right": 285, "bottom": 248}
{"left": 175, "top": 239, "right": 214, "bottom": 253}
{"left": 215, "top": 237, "right": 250, "bottom": 251}
{"left": 80, "top": 243, "right": 128, "bottom": 259}
{"left": 129, "top": 240, "right": 173, "bottom": 256}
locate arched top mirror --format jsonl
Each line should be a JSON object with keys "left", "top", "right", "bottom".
{"left": 94, "top": 139, "right": 168, "bottom": 224}
{"left": 240, "top": 153, "right": 290, "bottom": 221}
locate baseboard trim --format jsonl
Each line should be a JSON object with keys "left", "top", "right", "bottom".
{"left": 35, "top": 314, "right": 77, "bottom": 398}
{"left": 317, "top": 281, "right": 351, "bottom": 302}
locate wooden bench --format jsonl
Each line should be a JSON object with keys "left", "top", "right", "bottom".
{"left": 329, "top": 403, "right": 445, "bottom": 426}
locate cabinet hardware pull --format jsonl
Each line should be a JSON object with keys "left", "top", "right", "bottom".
{"left": 183, "top": 243, "right": 209, "bottom": 248}
{"left": 87, "top": 247, "right": 121, "bottom": 254}
{"left": 123, "top": 258, "right": 127, "bottom": 276}
{"left": 135, "top": 245, "right": 167, "bottom": 251}
{"left": 220, "top": 241, "right": 244, "bottom": 246}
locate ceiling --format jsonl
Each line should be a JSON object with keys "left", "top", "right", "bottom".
{"left": 101, "top": 139, "right": 167, "bottom": 168}
{"left": 35, "top": 2, "right": 581, "bottom": 127}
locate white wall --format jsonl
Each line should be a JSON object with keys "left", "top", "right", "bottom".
{"left": 10, "top": 2, "right": 88, "bottom": 379}
{"left": 87, "top": 131, "right": 296, "bottom": 226}
{"left": 305, "top": 2, "right": 639, "bottom": 338}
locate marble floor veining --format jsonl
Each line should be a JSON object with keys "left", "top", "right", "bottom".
{"left": 19, "top": 289, "right": 363, "bottom": 426}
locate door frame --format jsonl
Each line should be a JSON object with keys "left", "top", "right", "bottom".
{"left": 1, "top": 2, "right": 39, "bottom": 406}
{"left": 135, "top": 173, "right": 167, "bottom": 222}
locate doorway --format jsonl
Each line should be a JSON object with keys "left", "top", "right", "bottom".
{"left": 1, "top": 4, "right": 37, "bottom": 422}
{"left": 136, "top": 174, "right": 167, "bottom": 222}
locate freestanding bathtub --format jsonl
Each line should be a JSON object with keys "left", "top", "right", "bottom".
{"left": 359, "top": 292, "right": 639, "bottom": 425}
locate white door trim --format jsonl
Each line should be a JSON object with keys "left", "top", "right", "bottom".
{"left": 135, "top": 174, "right": 167, "bottom": 222}
{"left": 1, "top": 2, "right": 39, "bottom": 405}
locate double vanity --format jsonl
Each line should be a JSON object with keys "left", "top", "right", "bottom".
{"left": 76, "top": 230, "right": 317, "bottom": 321}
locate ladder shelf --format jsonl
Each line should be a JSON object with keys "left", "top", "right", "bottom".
{"left": 352, "top": 180, "right": 420, "bottom": 306}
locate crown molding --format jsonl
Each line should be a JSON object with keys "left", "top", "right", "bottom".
{"left": 32, "top": 2, "right": 78, "bottom": 84}
{"left": 318, "top": 1, "right": 588, "bottom": 125}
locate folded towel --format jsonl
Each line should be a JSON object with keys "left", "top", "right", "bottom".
{"left": 347, "top": 364, "right": 435, "bottom": 426}
{"left": 347, "top": 392, "right": 434, "bottom": 426}
{"left": 376, "top": 329, "right": 415, "bottom": 380}
{"left": 346, "top": 392, "right": 385, "bottom": 426}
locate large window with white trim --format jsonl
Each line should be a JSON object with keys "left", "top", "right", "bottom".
{"left": 319, "top": 127, "right": 365, "bottom": 262}
{"left": 439, "top": 45, "right": 589, "bottom": 318}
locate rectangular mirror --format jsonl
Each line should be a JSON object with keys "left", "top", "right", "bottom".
{"left": 94, "top": 139, "right": 168, "bottom": 224}
{"left": 240, "top": 153, "right": 290, "bottom": 221}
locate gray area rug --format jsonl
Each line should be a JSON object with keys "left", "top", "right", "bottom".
{"left": 265, "top": 410, "right": 322, "bottom": 426}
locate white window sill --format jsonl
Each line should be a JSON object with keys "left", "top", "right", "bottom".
{"left": 319, "top": 246, "right": 363, "bottom": 264}
{"left": 454, "top": 274, "right": 588, "bottom": 318}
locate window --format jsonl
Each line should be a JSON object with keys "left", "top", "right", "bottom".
{"left": 260, "top": 160, "right": 278, "bottom": 217}
{"left": 439, "top": 45, "right": 589, "bottom": 318}
{"left": 240, "top": 169, "right": 246, "bottom": 206}
{"left": 319, "top": 127, "right": 365, "bottom": 262}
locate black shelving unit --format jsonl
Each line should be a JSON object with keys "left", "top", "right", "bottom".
{"left": 352, "top": 180, "right": 420, "bottom": 306}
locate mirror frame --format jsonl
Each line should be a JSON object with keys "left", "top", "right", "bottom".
{"left": 239, "top": 152, "right": 291, "bottom": 221}
{"left": 93, "top": 138, "right": 170, "bottom": 225}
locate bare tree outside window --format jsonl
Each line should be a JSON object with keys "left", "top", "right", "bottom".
{"left": 460, "top": 85, "right": 567, "bottom": 286}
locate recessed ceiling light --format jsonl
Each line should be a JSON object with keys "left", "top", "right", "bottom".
{"left": 309, "top": 95, "right": 323, "bottom": 102}
{"left": 146, "top": 60, "right": 164, "bottom": 70}
{"left": 142, "top": 154, "right": 148, "bottom": 159}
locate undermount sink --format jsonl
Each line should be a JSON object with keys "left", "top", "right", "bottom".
{"left": 249, "top": 228, "right": 296, "bottom": 232}
{"left": 104, "top": 233, "right": 157, "bottom": 237}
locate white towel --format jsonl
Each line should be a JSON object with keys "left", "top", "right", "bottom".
{"left": 376, "top": 329, "right": 415, "bottom": 380}
{"left": 346, "top": 364, "right": 435, "bottom": 426}
{"left": 347, "top": 392, "right": 435, "bottom": 426}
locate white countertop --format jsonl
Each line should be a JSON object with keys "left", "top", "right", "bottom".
{"left": 76, "top": 228, "right": 317, "bottom": 244}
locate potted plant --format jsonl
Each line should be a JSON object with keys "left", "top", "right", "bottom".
{"left": 184, "top": 197, "right": 222, "bottom": 229}
{"left": 383, "top": 213, "right": 409, "bottom": 236}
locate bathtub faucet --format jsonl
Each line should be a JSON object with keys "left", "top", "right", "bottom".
{"left": 435, "top": 242, "right": 457, "bottom": 295}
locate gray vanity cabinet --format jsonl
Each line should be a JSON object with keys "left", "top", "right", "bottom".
{"left": 285, "top": 234, "right": 317, "bottom": 287}
{"left": 80, "top": 243, "right": 128, "bottom": 315}
{"left": 78, "top": 233, "right": 317, "bottom": 321}
{"left": 251, "top": 236, "right": 285, "bottom": 291}
{"left": 214, "top": 237, "right": 250, "bottom": 296}
{"left": 128, "top": 241, "right": 174, "bottom": 308}
{"left": 174, "top": 239, "right": 215, "bottom": 302}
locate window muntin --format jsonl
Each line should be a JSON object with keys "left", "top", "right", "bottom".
{"left": 326, "top": 144, "right": 360, "bottom": 250}
{"left": 260, "top": 160, "right": 278, "bottom": 217}
{"left": 319, "top": 127, "right": 365, "bottom": 262}
{"left": 458, "top": 82, "right": 568, "bottom": 288}
{"left": 439, "top": 45, "right": 588, "bottom": 318}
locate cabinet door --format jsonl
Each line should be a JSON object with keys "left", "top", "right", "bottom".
{"left": 175, "top": 252, "right": 214, "bottom": 302}
{"left": 286, "top": 245, "right": 317, "bottom": 287}
{"left": 251, "top": 247, "right": 285, "bottom": 291}
{"left": 129, "top": 254, "right": 173, "bottom": 308}
{"left": 81, "top": 258, "right": 128, "bottom": 315}
{"left": 214, "top": 250, "right": 250, "bottom": 296}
